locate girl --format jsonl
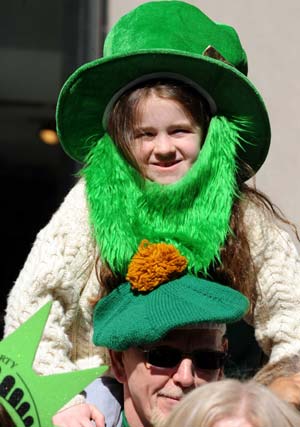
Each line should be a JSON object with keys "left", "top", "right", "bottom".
{"left": 4, "top": 1, "right": 300, "bottom": 425}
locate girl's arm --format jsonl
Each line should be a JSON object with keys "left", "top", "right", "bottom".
{"left": 4, "top": 179, "right": 99, "bottom": 407}
{"left": 246, "top": 204, "right": 300, "bottom": 362}
{"left": 244, "top": 202, "right": 300, "bottom": 402}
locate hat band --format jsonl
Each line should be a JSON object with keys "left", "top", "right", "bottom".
{"left": 176, "top": 322, "right": 226, "bottom": 334}
{"left": 102, "top": 72, "right": 217, "bottom": 129}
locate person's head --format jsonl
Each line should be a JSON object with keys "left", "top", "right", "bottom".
{"left": 93, "top": 243, "right": 249, "bottom": 427}
{"left": 110, "top": 324, "right": 226, "bottom": 427}
{"left": 57, "top": 1, "right": 270, "bottom": 180}
{"left": 163, "top": 379, "right": 300, "bottom": 427}
{"left": 107, "top": 79, "right": 211, "bottom": 184}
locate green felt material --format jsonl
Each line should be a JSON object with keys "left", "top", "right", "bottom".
{"left": 56, "top": 0, "right": 270, "bottom": 176}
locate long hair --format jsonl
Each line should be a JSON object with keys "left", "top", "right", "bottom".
{"left": 211, "top": 178, "right": 299, "bottom": 311}
{"left": 107, "top": 78, "right": 211, "bottom": 174}
{"left": 163, "top": 379, "right": 300, "bottom": 427}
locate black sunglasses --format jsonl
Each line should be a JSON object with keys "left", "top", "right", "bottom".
{"left": 139, "top": 346, "right": 227, "bottom": 370}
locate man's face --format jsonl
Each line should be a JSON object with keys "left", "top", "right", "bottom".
{"left": 110, "top": 328, "right": 226, "bottom": 427}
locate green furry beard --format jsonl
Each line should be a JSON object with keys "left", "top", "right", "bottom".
{"left": 82, "top": 116, "right": 242, "bottom": 277}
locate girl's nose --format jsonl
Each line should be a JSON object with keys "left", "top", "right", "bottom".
{"left": 153, "top": 134, "right": 176, "bottom": 157}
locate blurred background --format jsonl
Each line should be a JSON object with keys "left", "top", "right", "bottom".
{"left": 1, "top": 0, "right": 299, "bottom": 335}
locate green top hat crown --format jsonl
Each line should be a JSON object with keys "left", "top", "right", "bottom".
{"left": 56, "top": 0, "right": 270, "bottom": 176}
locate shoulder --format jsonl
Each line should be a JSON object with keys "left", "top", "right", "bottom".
{"left": 37, "top": 178, "right": 91, "bottom": 239}
{"left": 241, "top": 196, "right": 289, "bottom": 241}
{"left": 52, "top": 178, "right": 88, "bottom": 222}
{"left": 241, "top": 197, "right": 298, "bottom": 265}
{"left": 25, "top": 178, "right": 97, "bottom": 284}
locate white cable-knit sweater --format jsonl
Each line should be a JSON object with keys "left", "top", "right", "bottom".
{"left": 4, "top": 179, "right": 300, "bottom": 405}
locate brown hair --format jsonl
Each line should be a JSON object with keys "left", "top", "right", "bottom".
{"left": 94, "top": 79, "right": 211, "bottom": 300}
{"left": 210, "top": 182, "right": 299, "bottom": 313}
{"left": 107, "top": 78, "right": 211, "bottom": 174}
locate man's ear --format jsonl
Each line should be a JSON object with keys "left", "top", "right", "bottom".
{"left": 109, "top": 350, "right": 127, "bottom": 383}
{"left": 218, "top": 337, "right": 229, "bottom": 380}
{"left": 222, "top": 336, "right": 228, "bottom": 353}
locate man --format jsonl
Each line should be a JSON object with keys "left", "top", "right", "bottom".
{"left": 109, "top": 325, "right": 227, "bottom": 427}
{"left": 92, "top": 269, "right": 249, "bottom": 427}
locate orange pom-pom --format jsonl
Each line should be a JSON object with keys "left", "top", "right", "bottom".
{"left": 126, "top": 240, "right": 187, "bottom": 292}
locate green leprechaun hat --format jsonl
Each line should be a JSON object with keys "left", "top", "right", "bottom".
{"left": 56, "top": 0, "right": 270, "bottom": 177}
{"left": 0, "top": 303, "right": 108, "bottom": 427}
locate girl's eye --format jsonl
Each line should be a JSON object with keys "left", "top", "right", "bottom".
{"left": 172, "top": 128, "right": 190, "bottom": 134}
{"left": 134, "top": 131, "right": 154, "bottom": 139}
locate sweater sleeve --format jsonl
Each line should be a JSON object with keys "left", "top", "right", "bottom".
{"left": 4, "top": 179, "right": 97, "bottom": 406}
{"left": 244, "top": 202, "right": 300, "bottom": 364}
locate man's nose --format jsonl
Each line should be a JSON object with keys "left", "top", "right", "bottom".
{"left": 172, "top": 358, "right": 197, "bottom": 388}
{"left": 153, "top": 134, "right": 176, "bottom": 156}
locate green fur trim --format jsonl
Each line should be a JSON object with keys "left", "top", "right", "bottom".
{"left": 82, "top": 116, "right": 242, "bottom": 276}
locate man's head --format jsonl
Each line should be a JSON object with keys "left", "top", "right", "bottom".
{"left": 110, "top": 325, "right": 227, "bottom": 427}
{"left": 93, "top": 245, "right": 249, "bottom": 427}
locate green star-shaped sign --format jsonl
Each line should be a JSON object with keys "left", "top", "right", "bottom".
{"left": 0, "top": 302, "right": 107, "bottom": 426}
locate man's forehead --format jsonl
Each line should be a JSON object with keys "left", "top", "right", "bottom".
{"left": 150, "top": 327, "right": 223, "bottom": 347}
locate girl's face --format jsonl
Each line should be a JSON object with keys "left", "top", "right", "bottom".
{"left": 131, "top": 93, "right": 204, "bottom": 184}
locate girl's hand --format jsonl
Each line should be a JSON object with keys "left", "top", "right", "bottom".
{"left": 268, "top": 372, "right": 300, "bottom": 408}
{"left": 52, "top": 403, "right": 105, "bottom": 427}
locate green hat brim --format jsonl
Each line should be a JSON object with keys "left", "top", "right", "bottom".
{"left": 93, "top": 275, "right": 249, "bottom": 351}
{"left": 56, "top": 49, "right": 270, "bottom": 176}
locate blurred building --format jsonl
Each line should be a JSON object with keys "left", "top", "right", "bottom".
{"left": 0, "top": 0, "right": 107, "bottom": 335}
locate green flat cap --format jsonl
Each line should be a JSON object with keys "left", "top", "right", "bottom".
{"left": 93, "top": 275, "right": 249, "bottom": 350}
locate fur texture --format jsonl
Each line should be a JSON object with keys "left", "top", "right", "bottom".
{"left": 82, "top": 116, "right": 245, "bottom": 276}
